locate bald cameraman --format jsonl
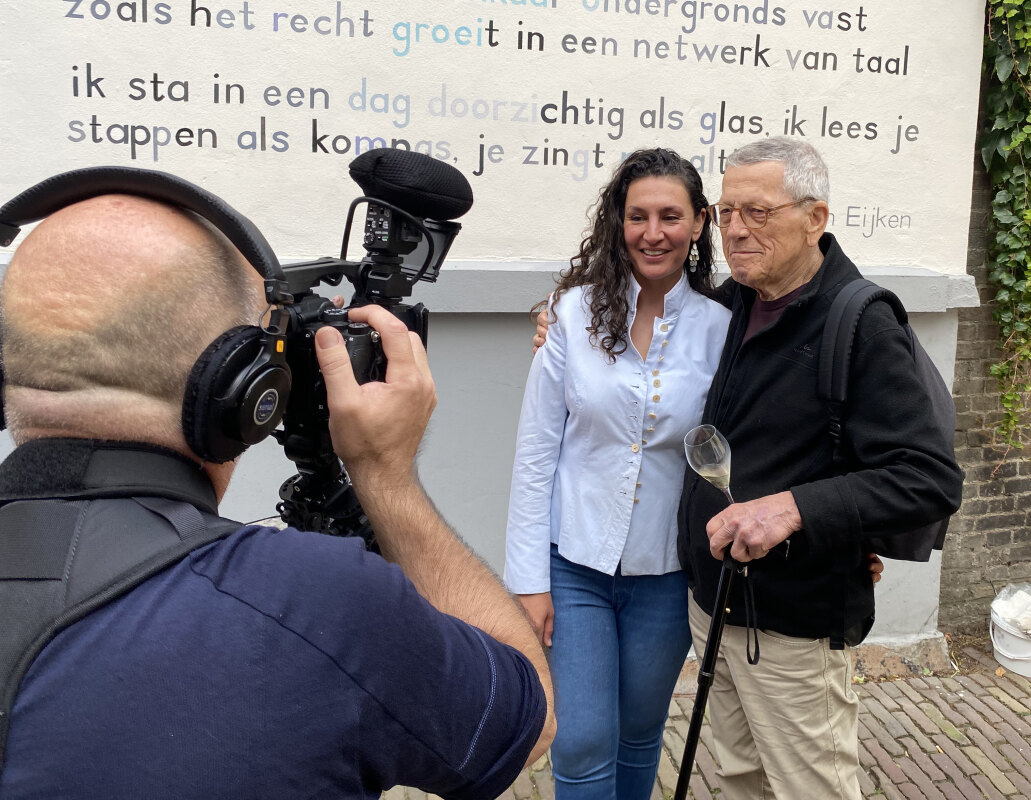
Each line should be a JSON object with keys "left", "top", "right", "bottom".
{"left": 0, "top": 192, "right": 554, "bottom": 798}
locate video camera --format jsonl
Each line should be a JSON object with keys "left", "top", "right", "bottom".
{"left": 267, "top": 149, "right": 473, "bottom": 550}
{"left": 0, "top": 150, "right": 473, "bottom": 551}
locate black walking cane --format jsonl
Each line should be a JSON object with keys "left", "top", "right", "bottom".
{"left": 672, "top": 552, "right": 740, "bottom": 800}
{"left": 677, "top": 424, "right": 758, "bottom": 799}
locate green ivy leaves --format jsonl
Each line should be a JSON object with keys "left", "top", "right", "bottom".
{"left": 982, "top": 1, "right": 1031, "bottom": 448}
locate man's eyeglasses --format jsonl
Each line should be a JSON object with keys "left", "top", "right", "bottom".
{"left": 708, "top": 199, "right": 815, "bottom": 230}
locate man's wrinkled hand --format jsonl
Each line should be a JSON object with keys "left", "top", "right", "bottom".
{"left": 705, "top": 491, "right": 802, "bottom": 563}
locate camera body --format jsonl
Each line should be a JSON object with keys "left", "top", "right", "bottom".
{"left": 270, "top": 159, "right": 470, "bottom": 548}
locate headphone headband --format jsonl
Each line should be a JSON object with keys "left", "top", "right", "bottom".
{"left": 0, "top": 166, "right": 284, "bottom": 282}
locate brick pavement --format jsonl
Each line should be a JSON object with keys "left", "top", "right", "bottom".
{"left": 383, "top": 637, "right": 1031, "bottom": 800}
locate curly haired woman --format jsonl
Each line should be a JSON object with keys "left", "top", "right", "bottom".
{"left": 504, "top": 148, "right": 731, "bottom": 799}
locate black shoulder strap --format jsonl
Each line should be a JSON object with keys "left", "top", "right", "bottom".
{"left": 819, "top": 279, "right": 908, "bottom": 460}
{"left": 0, "top": 443, "right": 244, "bottom": 773}
{"left": 819, "top": 279, "right": 909, "bottom": 650}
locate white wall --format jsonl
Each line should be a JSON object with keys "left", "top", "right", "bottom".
{"left": 2, "top": 2, "right": 986, "bottom": 274}
{"left": 0, "top": 1, "right": 987, "bottom": 644}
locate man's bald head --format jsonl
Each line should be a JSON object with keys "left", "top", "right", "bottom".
{"left": 1, "top": 194, "right": 266, "bottom": 448}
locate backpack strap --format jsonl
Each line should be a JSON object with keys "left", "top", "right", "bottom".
{"left": 0, "top": 442, "right": 244, "bottom": 773}
{"left": 819, "top": 279, "right": 910, "bottom": 649}
{"left": 819, "top": 279, "right": 908, "bottom": 465}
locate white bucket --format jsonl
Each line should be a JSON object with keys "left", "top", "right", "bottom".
{"left": 990, "top": 610, "right": 1031, "bottom": 678}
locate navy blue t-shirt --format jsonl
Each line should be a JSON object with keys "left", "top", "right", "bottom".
{"left": 0, "top": 525, "right": 546, "bottom": 799}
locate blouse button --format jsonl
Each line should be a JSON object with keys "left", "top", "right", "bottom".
{"left": 660, "top": 323, "right": 669, "bottom": 332}
{"left": 652, "top": 394, "right": 661, "bottom": 402}
{"left": 652, "top": 369, "right": 660, "bottom": 376}
{"left": 653, "top": 379, "right": 661, "bottom": 388}
{"left": 630, "top": 443, "right": 640, "bottom": 453}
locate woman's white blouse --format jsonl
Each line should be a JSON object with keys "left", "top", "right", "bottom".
{"left": 504, "top": 274, "right": 731, "bottom": 594}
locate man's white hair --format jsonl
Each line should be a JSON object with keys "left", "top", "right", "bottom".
{"left": 726, "top": 137, "right": 830, "bottom": 203}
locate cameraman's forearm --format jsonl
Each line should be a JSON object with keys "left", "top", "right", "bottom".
{"left": 353, "top": 473, "right": 556, "bottom": 763}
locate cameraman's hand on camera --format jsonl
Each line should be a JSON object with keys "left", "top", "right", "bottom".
{"left": 315, "top": 304, "right": 436, "bottom": 490}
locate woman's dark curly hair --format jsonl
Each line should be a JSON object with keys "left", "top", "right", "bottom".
{"left": 538, "top": 148, "right": 717, "bottom": 362}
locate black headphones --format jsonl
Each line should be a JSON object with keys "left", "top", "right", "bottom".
{"left": 0, "top": 166, "right": 292, "bottom": 463}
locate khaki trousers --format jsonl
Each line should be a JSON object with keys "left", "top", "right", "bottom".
{"left": 688, "top": 592, "right": 861, "bottom": 800}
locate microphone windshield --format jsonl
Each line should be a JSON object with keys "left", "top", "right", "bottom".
{"left": 348, "top": 149, "right": 473, "bottom": 221}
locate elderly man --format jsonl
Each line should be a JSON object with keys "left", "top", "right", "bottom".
{"left": 678, "top": 137, "right": 962, "bottom": 798}
{"left": 0, "top": 190, "right": 554, "bottom": 798}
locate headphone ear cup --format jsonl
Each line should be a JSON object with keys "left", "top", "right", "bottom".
{"left": 183, "top": 326, "right": 291, "bottom": 463}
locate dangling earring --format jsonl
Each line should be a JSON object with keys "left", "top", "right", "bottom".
{"left": 688, "top": 242, "right": 699, "bottom": 273}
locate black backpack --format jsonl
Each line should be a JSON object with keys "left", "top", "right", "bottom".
{"left": 818, "top": 279, "right": 955, "bottom": 561}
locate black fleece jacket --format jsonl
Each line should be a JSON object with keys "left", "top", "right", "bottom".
{"left": 678, "top": 233, "right": 963, "bottom": 642}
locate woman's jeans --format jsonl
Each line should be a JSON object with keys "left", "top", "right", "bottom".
{"left": 549, "top": 545, "right": 693, "bottom": 800}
